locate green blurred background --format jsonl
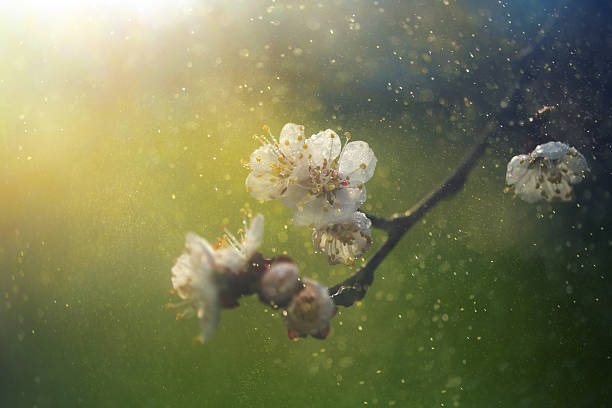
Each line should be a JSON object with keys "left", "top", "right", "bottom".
{"left": 1, "top": 0, "right": 611, "bottom": 406}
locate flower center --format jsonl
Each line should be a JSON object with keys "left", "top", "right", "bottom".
{"left": 308, "top": 158, "right": 346, "bottom": 197}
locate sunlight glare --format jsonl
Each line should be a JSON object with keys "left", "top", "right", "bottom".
{"left": 0, "top": 0, "right": 195, "bottom": 21}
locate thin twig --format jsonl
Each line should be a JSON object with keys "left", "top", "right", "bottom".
{"left": 328, "top": 127, "right": 494, "bottom": 307}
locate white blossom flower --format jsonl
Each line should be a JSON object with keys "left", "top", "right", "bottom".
{"left": 506, "top": 141, "right": 589, "bottom": 203}
{"left": 170, "top": 214, "right": 264, "bottom": 342}
{"left": 245, "top": 125, "right": 377, "bottom": 227}
{"left": 286, "top": 278, "right": 336, "bottom": 339}
{"left": 312, "top": 211, "right": 373, "bottom": 265}
{"left": 291, "top": 130, "right": 377, "bottom": 227}
{"left": 171, "top": 238, "right": 220, "bottom": 343}
{"left": 245, "top": 124, "right": 310, "bottom": 202}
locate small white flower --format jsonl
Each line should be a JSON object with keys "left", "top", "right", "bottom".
{"left": 312, "top": 211, "right": 373, "bottom": 265}
{"left": 292, "top": 130, "right": 377, "bottom": 227}
{"left": 245, "top": 125, "right": 377, "bottom": 227}
{"left": 506, "top": 141, "right": 589, "bottom": 203}
{"left": 170, "top": 214, "right": 264, "bottom": 342}
{"left": 245, "top": 124, "right": 310, "bottom": 202}
{"left": 171, "top": 239, "right": 219, "bottom": 343}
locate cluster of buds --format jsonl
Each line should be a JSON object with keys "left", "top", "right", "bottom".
{"left": 170, "top": 214, "right": 337, "bottom": 343}
{"left": 258, "top": 257, "right": 337, "bottom": 339}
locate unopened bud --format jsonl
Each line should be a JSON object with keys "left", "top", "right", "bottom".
{"left": 260, "top": 260, "right": 299, "bottom": 306}
{"left": 286, "top": 278, "right": 336, "bottom": 339}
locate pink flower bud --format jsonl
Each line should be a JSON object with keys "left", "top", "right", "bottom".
{"left": 286, "top": 278, "right": 336, "bottom": 339}
{"left": 260, "top": 260, "right": 299, "bottom": 306}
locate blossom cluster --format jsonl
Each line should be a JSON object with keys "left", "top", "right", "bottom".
{"left": 170, "top": 214, "right": 336, "bottom": 343}
{"left": 168, "top": 115, "right": 593, "bottom": 344}
{"left": 506, "top": 141, "right": 589, "bottom": 203}
{"left": 245, "top": 123, "right": 377, "bottom": 265}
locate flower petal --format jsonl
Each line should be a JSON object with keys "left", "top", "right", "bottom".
{"left": 197, "top": 298, "right": 220, "bottom": 343}
{"left": 279, "top": 163, "right": 311, "bottom": 208}
{"left": 338, "top": 141, "right": 377, "bottom": 184}
{"left": 279, "top": 123, "right": 306, "bottom": 155}
{"left": 533, "top": 141, "right": 569, "bottom": 160}
{"left": 505, "top": 154, "right": 530, "bottom": 185}
{"left": 171, "top": 254, "right": 197, "bottom": 300}
{"left": 243, "top": 214, "right": 264, "bottom": 258}
{"left": 292, "top": 186, "right": 364, "bottom": 227}
{"left": 245, "top": 171, "right": 287, "bottom": 201}
{"left": 215, "top": 246, "right": 244, "bottom": 273}
{"left": 292, "top": 195, "right": 329, "bottom": 226}
{"left": 249, "top": 145, "right": 278, "bottom": 172}
{"left": 352, "top": 211, "right": 372, "bottom": 231}
{"left": 307, "top": 129, "right": 341, "bottom": 166}
{"left": 186, "top": 233, "right": 215, "bottom": 267}
{"left": 513, "top": 169, "right": 542, "bottom": 203}
{"left": 562, "top": 148, "right": 589, "bottom": 183}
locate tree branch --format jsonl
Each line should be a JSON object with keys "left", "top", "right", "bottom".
{"left": 329, "top": 100, "right": 557, "bottom": 307}
{"left": 329, "top": 127, "right": 494, "bottom": 306}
